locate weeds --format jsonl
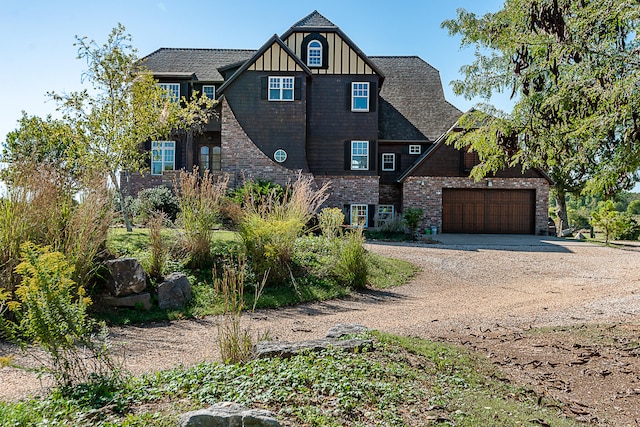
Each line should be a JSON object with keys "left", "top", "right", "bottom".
{"left": 1, "top": 243, "right": 118, "bottom": 389}
{"left": 146, "top": 212, "right": 168, "bottom": 280}
{"left": 214, "top": 257, "right": 265, "bottom": 364}
{"left": 317, "top": 207, "right": 344, "bottom": 238}
{"left": 334, "top": 227, "right": 368, "bottom": 289}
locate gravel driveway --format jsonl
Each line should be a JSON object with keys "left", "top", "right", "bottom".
{"left": 2, "top": 235, "right": 640, "bottom": 409}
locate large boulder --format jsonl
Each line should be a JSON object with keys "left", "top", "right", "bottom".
{"left": 179, "top": 402, "right": 280, "bottom": 427}
{"left": 157, "top": 272, "right": 192, "bottom": 310}
{"left": 103, "top": 258, "right": 147, "bottom": 297}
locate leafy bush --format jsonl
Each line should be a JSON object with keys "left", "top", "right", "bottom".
{"left": 1, "top": 243, "right": 116, "bottom": 388}
{"left": 131, "top": 185, "right": 179, "bottom": 223}
{"left": 627, "top": 199, "right": 640, "bottom": 215}
{"left": 175, "top": 169, "right": 229, "bottom": 268}
{"left": 611, "top": 213, "right": 640, "bottom": 241}
{"left": 334, "top": 228, "right": 368, "bottom": 289}
{"left": 317, "top": 207, "right": 344, "bottom": 238}
{"left": 402, "top": 207, "right": 423, "bottom": 237}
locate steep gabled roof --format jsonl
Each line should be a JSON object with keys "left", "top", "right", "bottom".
{"left": 371, "top": 56, "right": 461, "bottom": 142}
{"left": 291, "top": 10, "right": 338, "bottom": 29}
{"left": 139, "top": 48, "right": 256, "bottom": 82}
{"left": 217, "top": 35, "right": 312, "bottom": 94}
{"left": 281, "top": 11, "right": 385, "bottom": 79}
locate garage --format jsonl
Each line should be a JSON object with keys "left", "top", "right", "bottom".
{"left": 442, "top": 189, "right": 535, "bottom": 234}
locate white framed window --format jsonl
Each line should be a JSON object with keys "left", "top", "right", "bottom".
{"left": 351, "top": 141, "right": 369, "bottom": 170}
{"left": 151, "top": 141, "right": 175, "bottom": 175}
{"left": 351, "top": 82, "right": 369, "bottom": 111}
{"left": 159, "top": 83, "right": 180, "bottom": 103}
{"left": 274, "top": 149, "right": 287, "bottom": 163}
{"left": 268, "top": 76, "right": 294, "bottom": 101}
{"left": 409, "top": 145, "right": 421, "bottom": 155}
{"left": 307, "top": 40, "right": 322, "bottom": 67}
{"left": 381, "top": 153, "right": 395, "bottom": 171}
{"left": 202, "top": 85, "right": 215, "bottom": 99}
{"left": 377, "top": 205, "right": 395, "bottom": 227}
{"left": 350, "top": 204, "right": 368, "bottom": 228}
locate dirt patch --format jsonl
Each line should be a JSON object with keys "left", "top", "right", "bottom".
{"left": 1, "top": 237, "right": 639, "bottom": 424}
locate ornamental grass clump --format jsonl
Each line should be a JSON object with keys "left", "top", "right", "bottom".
{"left": 238, "top": 174, "right": 329, "bottom": 286}
{"left": 175, "top": 168, "right": 229, "bottom": 268}
{"left": 215, "top": 257, "right": 265, "bottom": 364}
{"left": 0, "top": 162, "right": 112, "bottom": 295}
{"left": 334, "top": 227, "right": 368, "bottom": 289}
{"left": 317, "top": 207, "right": 344, "bottom": 239}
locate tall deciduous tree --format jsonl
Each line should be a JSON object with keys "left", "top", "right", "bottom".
{"left": 442, "top": 0, "right": 640, "bottom": 233}
{"left": 50, "top": 24, "right": 215, "bottom": 231}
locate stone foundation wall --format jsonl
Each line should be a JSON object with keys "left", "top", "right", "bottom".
{"left": 403, "top": 176, "right": 550, "bottom": 234}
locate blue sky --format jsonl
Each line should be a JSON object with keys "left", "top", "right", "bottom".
{"left": 0, "top": 0, "right": 508, "bottom": 144}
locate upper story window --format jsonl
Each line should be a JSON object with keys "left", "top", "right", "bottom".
{"left": 409, "top": 144, "right": 421, "bottom": 155}
{"left": 268, "top": 76, "right": 294, "bottom": 101}
{"left": 202, "top": 85, "right": 215, "bottom": 100}
{"left": 351, "top": 140, "right": 369, "bottom": 170}
{"left": 274, "top": 149, "right": 287, "bottom": 163}
{"left": 381, "top": 153, "right": 395, "bottom": 171}
{"left": 151, "top": 141, "right": 175, "bottom": 175}
{"left": 352, "top": 82, "right": 369, "bottom": 112}
{"left": 159, "top": 83, "right": 180, "bottom": 103}
{"left": 307, "top": 40, "right": 322, "bottom": 67}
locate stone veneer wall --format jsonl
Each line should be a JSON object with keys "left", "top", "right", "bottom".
{"left": 314, "top": 176, "right": 380, "bottom": 208}
{"left": 220, "top": 97, "right": 308, "bottom": 188}
{"left": 403, "top": 176, "right": 550, "bottom": 235}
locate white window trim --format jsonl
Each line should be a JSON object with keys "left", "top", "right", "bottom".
{"left": 307, "top": 40, "right": 322, "bottom": 67}
{"left": 377, "top": 205, "right": 395, "bottom": 227}
{"left": 351, "top": 140, "right": 369, "bottom": 171}
{"left": 202, "top": 85, "right": 215, "bottom": 99}
{"left": 409, "top": 145, "right": 421, "bottom": 155}
{"left": 268, "top": 76, "right": 295, "bottom": 101}
{"left": 159, "top": 83, "right": 180, "bottom": 103}
{"left": 350, "top": 204, "right": 368, "bottom": 228}
{"left": 274, "top": 149, "right": 287, "bottom": 163}
{"left": 381, "top": 153, "right": 395, "bottom": 171}
{"left": 351, "top": 82, "right": 369, "bottom": 112}
{"left": 151, "top": 141, "right": 176, "bottom": 176}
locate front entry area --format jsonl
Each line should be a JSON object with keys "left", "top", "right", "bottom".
{"left": 441, "top": 189, "right": 535, "bottom": 234}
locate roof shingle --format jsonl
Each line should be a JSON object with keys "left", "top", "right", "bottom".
{"left": 290, "top": 10, "right": 337, "bottom": 29}
{"left": 371, "top": 56, "right": 462, "bottom": 141}
{"left": 139, "top": 48, "right": 256, "bottom": 82}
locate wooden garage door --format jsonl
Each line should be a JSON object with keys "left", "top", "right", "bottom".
{"left": 442, "top": 189, "right": 535, "bottom": 234}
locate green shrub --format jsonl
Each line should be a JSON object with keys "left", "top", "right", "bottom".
{"left": 611, "top": 213, "right": 640, "bottom": 241}
{"left": 590, "top": 200, "right": 625, "bottom": 243}
{"left": 334, "top": 228, "right": 368, "bottom": 289}
{"left": 317, "top": 207, "right": 344, "bottom": 238}
{"left": 627, "top": 199, "right": 640, "bottom": 215}
{"left": 131, "top": 185, "right": 180, "bottom": 223}
{"left": 2, "top": 243, "right": 116, "bottom": 388}
{"left": 402, "top": 207, "right": 423, "bottom": 237}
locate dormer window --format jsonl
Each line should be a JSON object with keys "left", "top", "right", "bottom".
{"left": 307, "top": 40, "right": 322, "bottom": 67}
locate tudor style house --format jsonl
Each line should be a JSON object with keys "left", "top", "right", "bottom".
{"left": 135, "top": 11, "right": 552, "bottom": 235}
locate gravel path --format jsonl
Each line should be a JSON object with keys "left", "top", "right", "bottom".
{"left": 2, "top": 236, "right": 639, "bottom": 403}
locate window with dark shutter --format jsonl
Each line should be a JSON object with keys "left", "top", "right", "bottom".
{"left": 463, "top": 148, "right": 480, "bottom": 172}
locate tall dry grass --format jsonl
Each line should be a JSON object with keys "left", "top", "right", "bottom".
{"left": 238, "top": 173, "right": 329, "bottom": 285}
{"left": 175, "top": 168, "right": 229, "bottom": 268}
{"left": 0, "top": 162, "right": 112, "bottom": 294}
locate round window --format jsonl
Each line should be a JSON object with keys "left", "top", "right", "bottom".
{"left": 274, "top": 149, "right": 287, "bottom": 163}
